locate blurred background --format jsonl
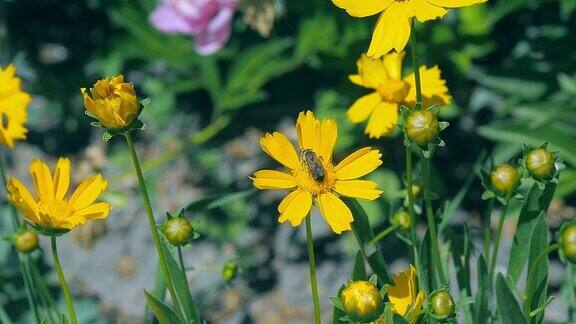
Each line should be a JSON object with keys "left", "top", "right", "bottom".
{"left": 1, "top": 0, "right": 575, "bottom": 322}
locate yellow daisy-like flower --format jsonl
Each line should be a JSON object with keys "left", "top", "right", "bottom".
{"left": 347, "top": 52, "right": 451, "bottom": 138}
{"left": 81, "top": 75, "right": 139, "bottom": 130}
{"left": 0, "top": 64, "right": 31, "bottom": 148}
{"left": 251, "top": 111, "right": 383, "bottom": 234}
{"left": 7, "top": 158, "right": 111, "bottom": 233}
{"left": 387, "top": 265, "right": 425, "bottom": 323}
{"left": 332, "top": 0, "right": 486, "bottom": 58}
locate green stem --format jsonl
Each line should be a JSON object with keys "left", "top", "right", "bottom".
{"left": 524, "top": 243, "right": 558, "bottom": 317}
{"left": 406, "top": 146, "right": 424, "bottom": 291}
{"left": 410, "top": 19, "right": 423, "bottom": 109}
{"left": 29, "top": 256, "right": 59, "bottom": 322}
{"left": 373, "top": 226, "right": 395, "bottom": 244}
{"left": 568, "top": 263, "right": 576, "bottom": 322}
{"left": 421, "top": 157, "right": 447, "bottom": 286}
{"left": 488, "top": 197, "right": 511, "bottom": 280}
{"left": 124, "top": 133, "right": 186, "bottom": 320}
{"left": 0, "top": 305, "right": 12, "bottom": 324}
{"left": 51, "top": 237, "right": 77, "bottom": 324}
{"left": 177, "top": 247, "right": 186, "bottom": 273}
{"left": 306, "top": 216, "right": 322, "bottom": 324}
{"left": 483, "top": 198, "right": 495, "bottom": 262}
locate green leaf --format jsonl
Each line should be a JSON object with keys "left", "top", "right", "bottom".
{"left": 352, "top": 250, "right": 367, "bottom": 281}
{"left": 332, "top": 285, "right": 346, "bottom": 324}
{"left": 524, "top": 217, "right": 550, "bottom": 324}
{"left": 162, "top": 243, "right": 200, "bottom": 323}
{"left": 496, "top": 274, "right": 528, "bottom": 324}
{"left": 144, "top": 290, "right": 183, "bottom": 324}
{"left": 142, "top": 261, "right": 167, "bottom": 322}
{"left": 345, "top": 198, "right": 392, "bottom": 284}
{"left": 507, "top": 181, "right": 557, "bottom": 283}
{"left": 446, "top": 224, "right": 472, "bottom": 296}
{"left": 419, "top": 229, "right": 433, "bottom": 293}
{"left": 474, "top": 255, "right": 490, "bottom": 324}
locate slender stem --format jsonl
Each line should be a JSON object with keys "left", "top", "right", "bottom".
{"left": 124, "top": 133, "right": 186, "bottom": 320}
{"left": 51, "top": 237, "right": 77, "bottom": 324}
{"left": 373, "top": 226, "right": 395, "bottom": 244}
{"left": 177, "top": 247, "right": 186, "bottom": 273}
{"left": 410, "top": 19, "right": 423, "bottom": 109}
{"left": 489, "top": 197, "right": 511, "bottom": 280}
{"left": 305, "top": 216, "right": 322, "bottom": 324}
{"left": 0, "top": 305, "right": 13, "bottom": 324}
{"left": 29, "top": 256, "right": 59, "bottom": 322}
{"left": 483, "top": 198, "right": 495, "bottom": 262}
{"left": 568, "top": 263, "right": 576, "bottom": 322}
{"left": 405, "top": 146, "right": 423, "bottom": 283}
{"left": 524, "top": 243, "right": 558, "bottom": 318}
{"left": 422, "top": 157, "right": 447, "bottom": 286}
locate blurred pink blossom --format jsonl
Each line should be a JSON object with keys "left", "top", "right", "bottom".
{"left": 149, "top": 0, "right": 238, "bottom": 55}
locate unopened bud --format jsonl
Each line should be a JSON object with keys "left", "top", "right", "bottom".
{"left": 429, "top": 290, "right": 455, "bottom": 320}
{"left": 222, "top": 260, "right": 238, "bottom": 284}
{"left": 526, "top": 148, "right": 555, "bottom": 179}
{"left": 560, "top": 222, "right": 576, "bottom": 265}
{"left": 390, "top": 211, "right": 412, "bottom": 231}
{"left": 341, "top": 280, "right": 382, "bottom": 322}
{"left": 163, "top": 217, "right": 194, "bottom": 246}
{"left": 405, "top": 110, "right": 439, "bottom": 146}
{"left": 14, "top": 230, "right": 39, "bottom": 254}
{"left": 490, "top": 164, "right": 519, "bottom": 196}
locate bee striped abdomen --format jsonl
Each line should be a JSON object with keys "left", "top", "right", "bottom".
{"left": 301, "top": 149, "right": 325, "bottom": 182}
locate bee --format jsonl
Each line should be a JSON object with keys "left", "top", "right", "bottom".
{"left": 301, "top": 149, "right": 325, "bottom": 182}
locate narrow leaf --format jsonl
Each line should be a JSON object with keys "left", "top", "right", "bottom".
{"left": 352, "top": 250, "right": 367, "bottom": 281}
{"left": 144, "top": 290, "right": 183, "bottom": 324}
{"left": 474, "top": 255, "right": 490, "bottom": 324}
{"left": 496, "top": 274, "right": 528, "bottom": 324}
{"left": 524, "top": 216, "right": 550, "bottom": 324}
{"left": 162, "top": 243, "right": 200, "bottom": 322}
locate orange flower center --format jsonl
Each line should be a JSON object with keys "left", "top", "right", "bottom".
{"left": 37, "top": 199, "right": 74, "bottom": 224}
{"left": 377, "top": 79, "right": 410, "bottom": 103}
{"left": 293, "top": 151, "right": 336, "bottom": 196}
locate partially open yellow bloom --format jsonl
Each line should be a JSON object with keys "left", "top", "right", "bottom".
{"left": 341, "top": 280, "right": 383, "bottom": 321}
{"left": 348, "top": 53, "right": 451, "bottom": 138}
{"left": 0, "top": 65, "right": 31, "bottom": 148}
{"left": 387, "top": 265, "right": 425, "bottom": 323}
{"left": 7, "top": 158, "right": 111, "bottom": 233}
{"left": 332, "top": 0, "right": 486, "bottom": 58}
{"left": 251, "top": 111, "right": 383, "bottom": 234}
{"left": 81, "top": 75, "right": 139, "bottom": 129}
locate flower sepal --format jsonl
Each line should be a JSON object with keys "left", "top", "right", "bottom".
{"left": 480, "top": 157, "right": 522, "bottom": 203}
{"left": 520, "top": 142, "right": 564, "bottom": 188}
{"left": 28, "top": 222, "right": 70, "bottom": 237}
{"left": 400, "top": 105, "right": 448, "bottom": 159}
{"left": 426, "top": 288, "right": 456, "bottom": 321}
{"left": 88, "top": 98, "right": 150, "bottom": 142}
{"left": 159, "top": 210, "right": 200, "bottom": 248}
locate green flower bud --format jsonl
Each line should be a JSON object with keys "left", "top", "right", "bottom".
{"left": 340, "top": 280, "right": 382, "bottom": 322}
{"left": 560, "top": 223, "right": 576, "bottom": 265}
{"left": 14, "top": 230, "right": 39, "bottom": 254}
{"left": 405, "top": 110, "right": 440, "bottom": 146}
{"left": 490, "top": 164, "right": 519, "bottom": 196}
{"left": 163, "top": 217, "right": 194, "bottom": 246}
{"left": 222, "top": 260, "right": 238, "bottom": 284}
{"left": 525, "top": 148, "right": 555, "bottom": 179}
{"left": 390, "top": 211, "right": 412, "bottom": 231}
{"left": 410, "top": 184, "right": 421, "bottom": 198}
{"left": 429, "top": 290, "right": 455, "bottom": 320}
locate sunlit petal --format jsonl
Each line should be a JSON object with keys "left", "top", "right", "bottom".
{"left": 334, "top": 180, "right": 383, "bottom": 200}
{"left": 317, "top": 193, "right": 353, "bottom": 234}
{"left": 278, "top": 190, "right": 312, "bottom": 227}
{"left": 252, "top": 170, "right": 297, "bottom": 189}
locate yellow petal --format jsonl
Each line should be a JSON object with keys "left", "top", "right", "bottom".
{"left": 347, "top": 92, "right": 381, "bottom": 124}
{"left": 73, "top": 202, "right": 111, "bottom": 221}
{"left": 332, "top": 0, "right": 394, "bottom": 17}
{"left": 6, "top": 177, "right": 39, "bottom": 223}
{"left": 252, "top": 170, "right": 297, "bottom": 189}
{"left": 296, "top": 110, "right": 318, "bottom": 151}
{"left": 335, "top": 147, "right": 383, "bottom": 180}
{"left": 406, "top": 291, "right": 426, "bottom": 324}
{"left": 349, "top": 75, "right": 364, "bottom": 87}
{"left": 318, "top": 118, "right": 337, "bottom": 162}
{"left": 260, "top": 132, "right": 300, "bottom": 170}
{"left": 426, "top": 0, "right": 487, "bottom": 8}
{"left": 278, "top": 190, "right": 312, "bottom": 227}
{"left": 334, "top": 180, "right": 383, "bottom": 200}
{"left": 383, "top": 51, "right": 406, "bottom": 81}
{"left": 389, "top": 265, "right": 417, "bottom": 316}
{"left": 53, "top": 158, "right": 71, "bottom": 200}
{"left": 356, "top": 54, "right": 390, "bottom": 89}
{"left": 368, "top": 4, "right": 412, "bottom": 58}
{"left": 69, "top": 174, "right": 108, "bottom": 211}
{"left": 404, "top": 65, "right": 452, "bottom": 108}
{"left": 317, "top": 192, "right": 353, "bottom": 234}
{"left": 413, "top": 0, "right": 448, "bottom": 21}
{"left": 365, "top": 102, "right": 399, "bottom": 139}
{"left": 29, "top": 159, "right": 54, "bottom": 201}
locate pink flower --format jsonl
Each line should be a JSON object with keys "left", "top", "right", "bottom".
{"left": 149, "top": 0, "right": 237, "bottom": 55}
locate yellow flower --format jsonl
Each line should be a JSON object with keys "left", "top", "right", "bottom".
{"left": 0, "top": 65, "right": 31, "bottom": 148}
{"left": 347, "top": 53, "right": 451, "bottom": 138}
{"left": 7, "top": 158, "right": 111, "bottom": 233}
{"left": 251, "top": 111, "right": 383, "bottom": 234}
{"left": 341, "top": 280, "right": 383, "bottom": 321}
{"left": 387, "top": 265, "right": 425, "bottom": 323}
{"left": 81, "top": 75, "right": 139, "bottom": 129}
{"left": 332, "top": 0, "right": 486, "bottom": 58}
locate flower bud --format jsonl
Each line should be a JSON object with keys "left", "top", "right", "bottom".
{"left": 525, "top": 148, "right": 555, "bottom": 179}
{"left": 405, "top": 110, "right": 439, "bottom": 146}
{"left": 81, "top": 75, "right": 139, "bottom": 129}
{"left": 560, "top": 223, "right": 576, "bottom": 265}
{"left": 411, "top": 184, "right": 421, "bottom": 198}
{"left": 490, "top": 164, "right": 519, "bottom": 196}
{"left": 429, "top": 290, "right": 455, "bottom": 320}
{"left": 14, "top": 230, "right": 39, "bottom": 254}
{"left": 390, "top": 211, "right": 412, "bottom": 231}
{"left": 340, "top": 280, "right": 382, "bottom": 322}
{"left": 163, "top": 217, "right": 194, "bottom": 246}
{"left": 222, "top": 260, "right": 238, "bottom": 284}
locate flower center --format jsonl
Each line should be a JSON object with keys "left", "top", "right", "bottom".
{"left": 0, "top": 113, "right": 9, "bottom": 130}
{"left": 377, "top": 79, "right": 410, "bottom": 103}
{"left": 37, "top": 200, "right": 74, "bottom": 226}
{"left": 293, "top": 150, "right": 336, "bottom": 196}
